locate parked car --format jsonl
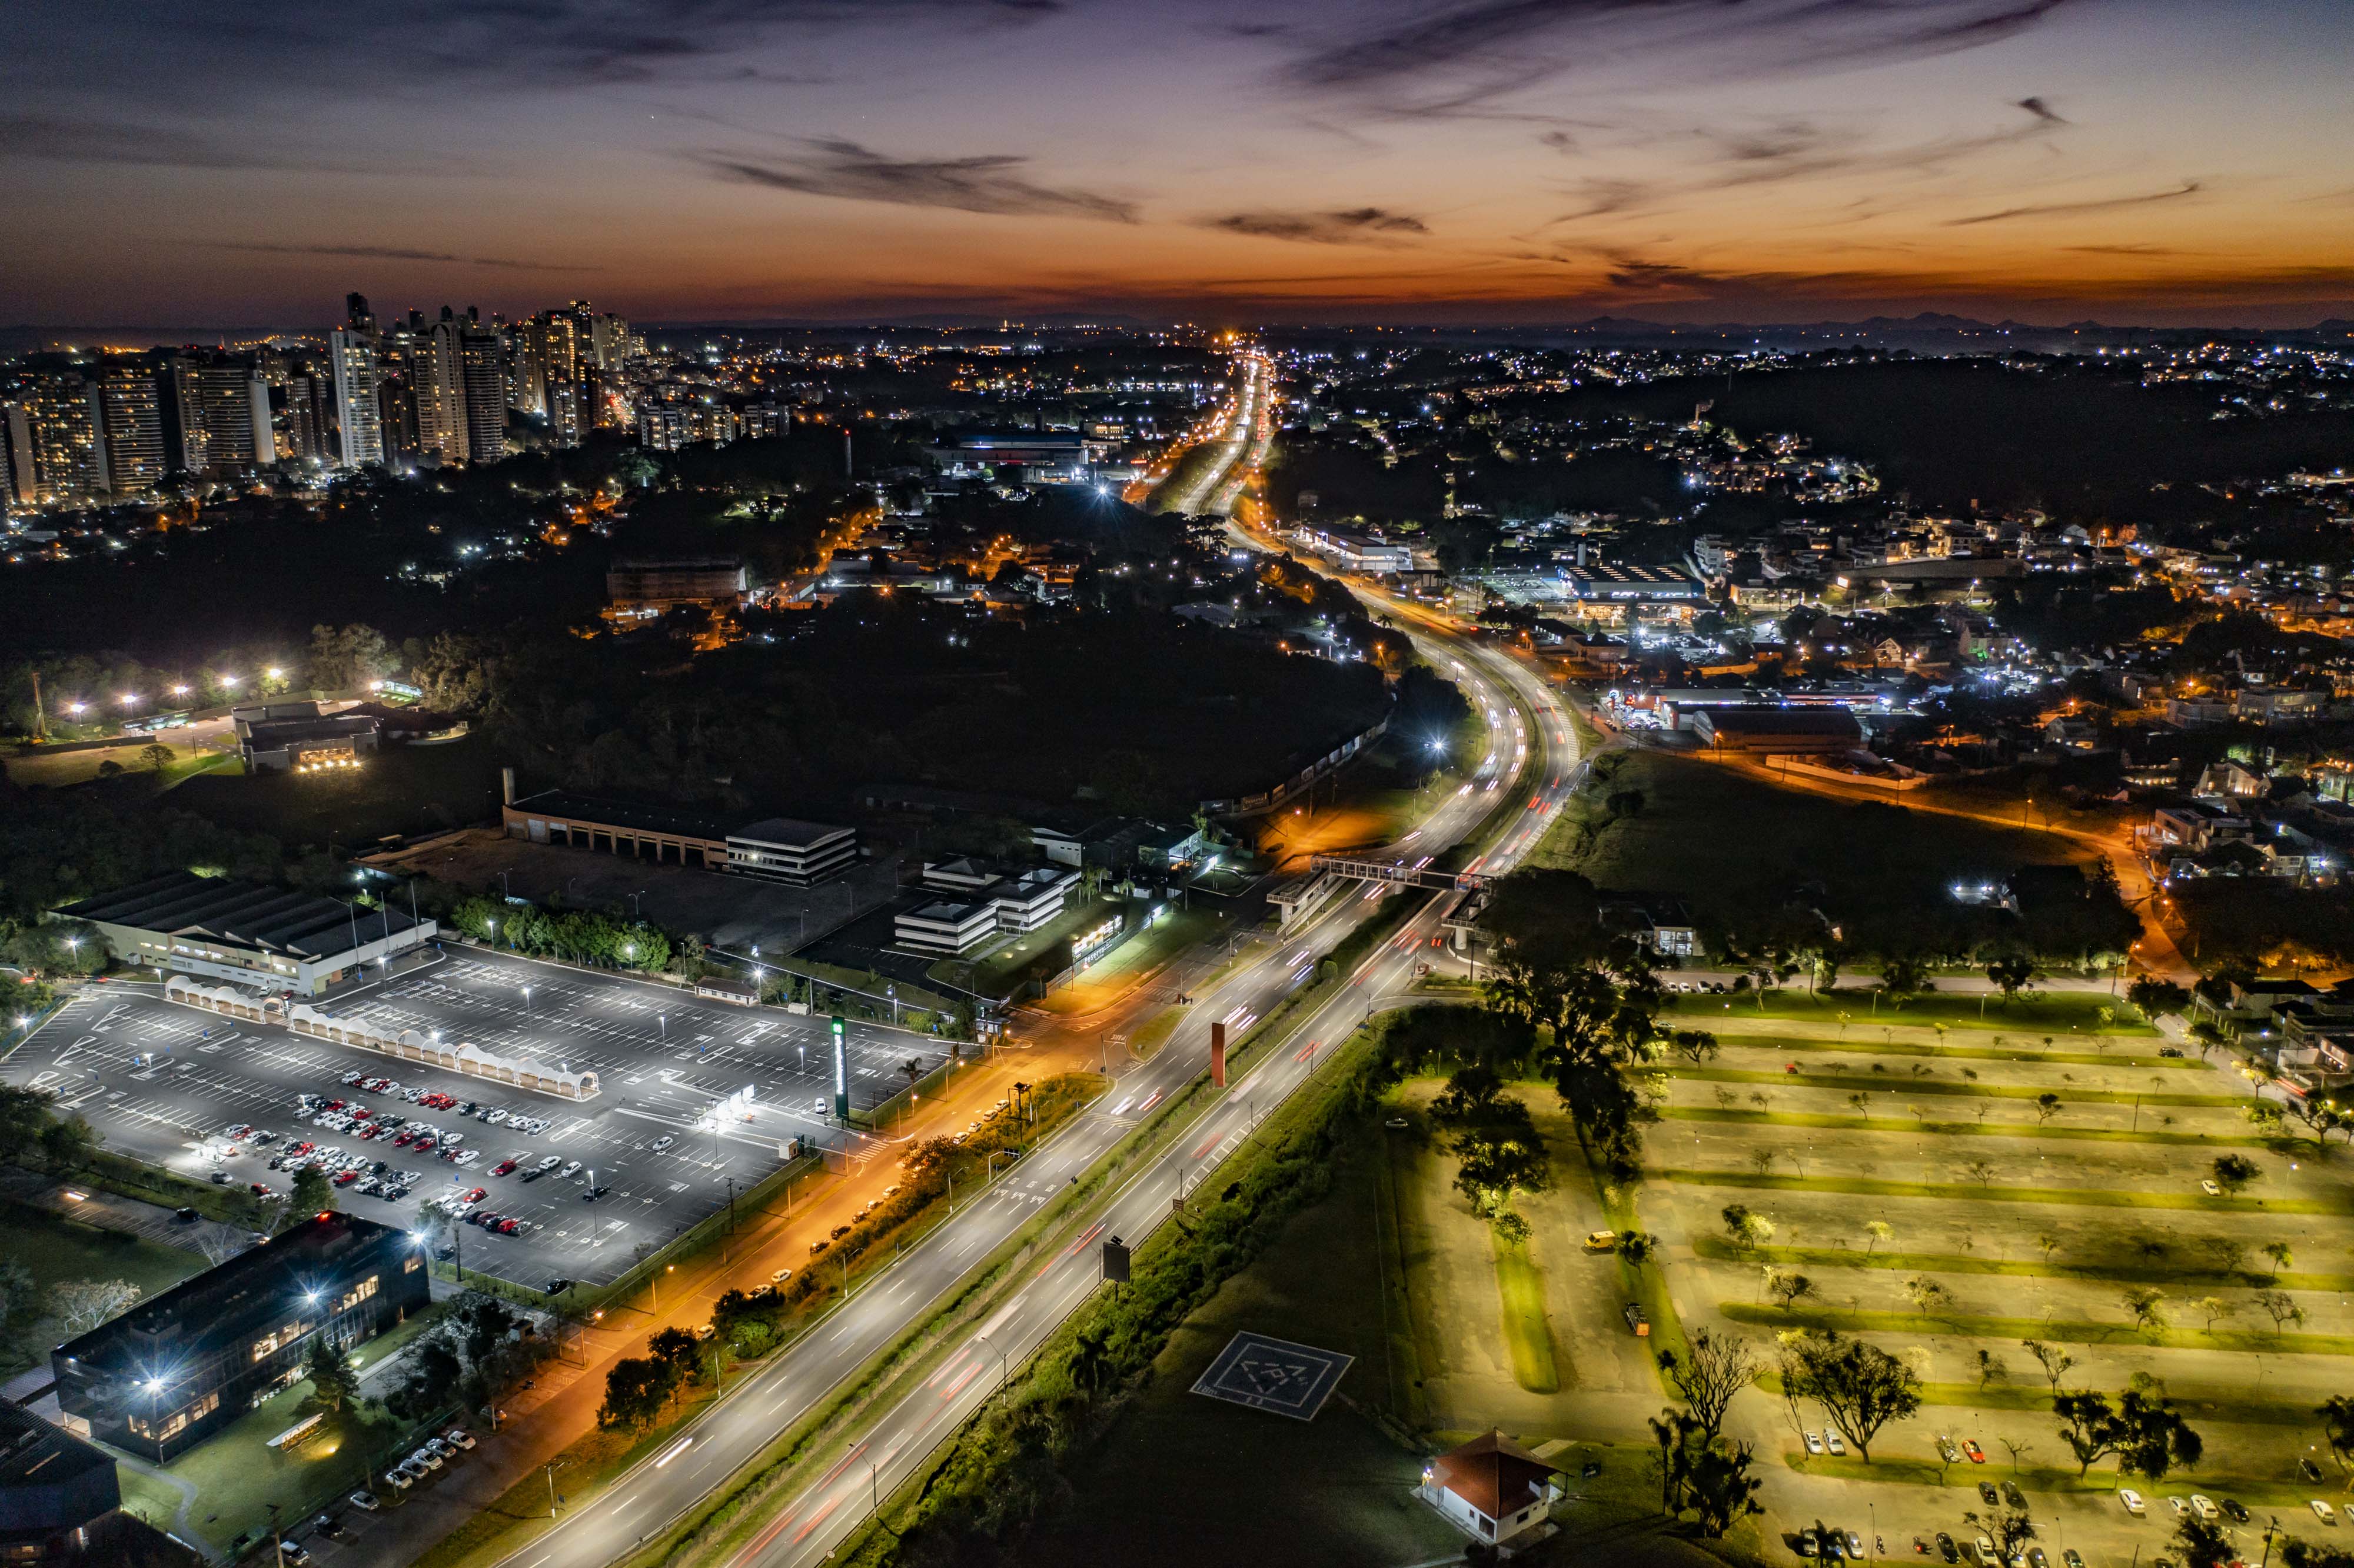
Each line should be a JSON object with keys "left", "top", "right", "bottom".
{"left": 1582, "top": 1230, "right": 1617, "bottom": 1253}
{"left": 445, "top": 1427, "right": 476, "bottom": 1450}
{"left": 1934, "top": 1534, "right": 1957, "bottom": 1564}
{"left": 2120, "top": 1489, "right": 2147, "bottom": 1517}
{"left": 770, "top": 1267, "right": 793, "bottom": 1284}
{"left": 2312, "top": 1500, "right": 2336, "bottom": 1524}
{"left": 651, "top": 1134, "right": 676, "bottom": 1152}
{"left": 1963, "top": 1439, "right": 1986, "bottom": 1463}
{"left": 2002, "top": 1481, "right": 2027, "bottom": 1508}
{"left": 1978, "top": 1482, "right": 2000, "bottom": 1506}
{"left": 349, "top": 1490, "right": 380, "bottom": 1512}
{"left": 1936, "top": 1435, "right": 1961, "bottom": 1464}
{"left": 1804, "top": 1431, "right": 1825, "bottom": 1456}
{"left": 1824, "top": 1431, "right": 1845, "bottom": 1457}
{"left": 1622, "top": 1303, "right": 1648, "bottom": 1336}
{"left": 384, "top": 1470, "right": 413, "bottom": 1492}
{"left": 2190, "top": 1497, "right": 2219, "bottom": 1522}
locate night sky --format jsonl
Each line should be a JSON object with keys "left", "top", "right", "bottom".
{"left": 4, "top": 0, "right": 2350, "bottom": 327}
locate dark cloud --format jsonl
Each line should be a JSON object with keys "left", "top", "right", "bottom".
{"left": 1947, "top": 181, "right": 2203, "bottom": 225}
{"left": 1535, "top": 99, "right": 2071, "bottom": 229}
{"left": 1276, "top": 0, "right": 2077, "bottom": 118}
{"left": 202, "top": 243, "right": 600, "bottom": 271}
{"left": 0, "top": 113, "right": 353, "bottom": 172}
{"left": 698, "top": 141, "right": 1138, "bottom": 222}
{"left": 1205, "top": 207, "right": 1431, "bottom": 244}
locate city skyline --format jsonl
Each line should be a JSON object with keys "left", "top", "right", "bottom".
{"left": 4, "top": 0, "right": 2352, "bottom": 329}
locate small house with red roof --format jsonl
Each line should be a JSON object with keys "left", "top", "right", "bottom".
{"left": 1419, "top": 1429, "right": 1562, "bottom": 1547}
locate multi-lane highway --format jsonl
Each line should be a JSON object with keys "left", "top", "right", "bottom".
{"left": 479, "top": 637, "right": 1581, "bottom": 1568}
{"left": 1153, "top": 353, "right": 1271, "bottom": 515}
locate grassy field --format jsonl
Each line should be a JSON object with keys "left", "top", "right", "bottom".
{"left": 172, "top": 733, "right": 506, "bottom": 850}
{"left": 1529, "top": 748, "right": 2104, "bottom": 935}
{"left": 0, "top": 1200, "right": 206, "bottom": 1377}
{"left": 1016, "top": 1120, "right": 1465, "bottom": 1568}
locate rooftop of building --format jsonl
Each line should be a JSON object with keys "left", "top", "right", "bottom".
{"left": 55, "top": 1211, "right": 413, "bottom": 1370}
{"left": 54, "top": 871, "right": 428, "bottom": 959}
{"left": 1429, "top": 1429, "right": 1559, "bottom": 1521}
{"left": 506, "top": 788, "right": 737, "bottom": 843}
{"left": 0, "top": 1398, "right": 112, "bottom": 1496}
{"left": 731, "top": 817, "right": 855, "bottom": 850}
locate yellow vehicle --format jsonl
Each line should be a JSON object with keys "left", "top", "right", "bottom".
{"left": 1584, "top": 1230, "right": 1618, "bottom": 1253}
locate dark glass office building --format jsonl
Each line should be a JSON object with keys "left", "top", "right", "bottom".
{"left": 51, "top": 1213, "right": 428, "bottom": 1462}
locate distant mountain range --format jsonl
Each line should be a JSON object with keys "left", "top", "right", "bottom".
{"left": 4, "top": 311, "right": 2349, "bottom": 361}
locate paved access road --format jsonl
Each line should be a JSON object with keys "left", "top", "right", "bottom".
{"left": 471, "top": 615, "right": 1577, "bottom": 1568}
{"left": 5, "top": 958, "right": 951, "bottom": 1289}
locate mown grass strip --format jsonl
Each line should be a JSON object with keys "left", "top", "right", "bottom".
{"left": 1693, "top": 1237, "right": 2350, "bottom": 1294}
{"left": 1667, "top": 990, "right": 2155, "bottom": 1035}
{"left": 1709, "top": 1034, "right": 2193, "bottom": 1070}
{"left": 1659, "top": 1106, "right": 2267, "bottom": 1148}
{"left": 1723, "top": 1301, "right": 2354, "bottom": 1356}
{"left": 1494, "top": 1234, "right": 1560, "bottom": 1394}
{"left": 1662, "top": 1066, "right": 2243, "bottom": 1108}
{"left": 1781, "top": 1453, "right": 2323, "bottom": 1504}
{"left": 1656, "top": 1168, "right": 2350, "bottom": 1214}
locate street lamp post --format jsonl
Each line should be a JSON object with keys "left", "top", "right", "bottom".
{"left": 521, "top": 986, "right": 533, "bottom": 1018}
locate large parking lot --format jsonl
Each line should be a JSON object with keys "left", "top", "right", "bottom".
{"left": 4, "top": 950, "right": 956, "bottom": 1289}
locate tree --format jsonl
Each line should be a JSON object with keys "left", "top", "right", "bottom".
{"left": 290, "top": 1164, "right": 336, "bottom": 1217}
{"left": 1685, "top": 1435, "right": 1767, "bottom": 1537}
{"left": 2174, "top": 1513, "right": 2233, "bottom": 1568}
{"left": 1656, "top": 1328, "right": 1760, "bottom": 1442}
{"left": 2034, "top": 1093, "right": 2063, "bottom": 1127}
{"left": 1721, "top": 1204, "right": 1773, "bottom": 1253}
{"left": 647, "top": 1326, "right": 704, "bottom": 1394}
{"left": 2054, "top": 1390, "right": 2203, "bottom": 1480}
{"left": 1904, "top": 1276, "right": 1953, "bottom": 1317}
{"left": 301, "top": 1334, "right": 360, "bottom": 1415}
{"left": 2318, "top": 1395, "right": 2354, "bottom": 1479}
{"left": 2022, "top": 1339, "right": 2076, "bottom": 1395}
{"left": 38, "top": 1116, "right": 92, "bottom": 1172}
{"left": 138, "top": 743, "right": 174, "bottom": 773}
{"left": 1986, "top": 955, "right": 2039, "bottom": 1001}
{"left": 51, "top": 1279, "right": 141, "bottom": 1333}
{"left": 1864, "top": 1220, "right": 1894, "bottom": 1257}
{"left": 2211, "top": 1153, "right": 2262, "bottom": 1196}
{"left": 2035, "top": 1233, "right": 2060, "bottom": 1265}
{"left": 1670, "top": 1029, "right": 1719, "bottom": 1066}
{"left": 1960, "top": 1159, "right": 1997, "bottom": 1189}
{"left": 1617, "top": 1230, "right": 1657, "bottom": 1266}
{"left": 2255, "top": 1289, "right": 2308, "bottom": 1333}
{"left": 597, "top": 1357, "right": 674, "bottom": 1430}
{"left": 2126, "top": 977, "right": 2192, "bottom": 1023}
{"left": 2190, "top": 1296, "right": 2237, "bottom": 1331}
{"left": 1976, "top": 1349, "right": 2009, "bottom": 1389}
{"left": 2121, "top": 1286, "right": 2169, "bottom": 1333}
{"left": 2198, "top": 1235, "right": 2249, "bottom": 1277}
{"left": 1781, "top": 1330, "right": 1921, "bottom": 1463}
{"left": 2280, "top": 1539, "right": 2354, "bottom": 1568}
{"left": 2263, "top": 1240, "right": 2295, "bottom": 1281}
{"left": 1879, "top": 954, "right": 1930, "bottom": 1004}
{"left": 387, "top": 1338, "right": 463, "bottom": 1421}
{"left": 1768, "top": 1271, "right": 1817, "bottom": 1311}
{"left": 1451, "top": 1120, "right": 1552, "bottom": 1223}
{"left": 2054, "top": 1391, "right": 2127, "bottom": 1475}
{"left": 1990, "top": 1509, "right": 2040, "bottom": 1556}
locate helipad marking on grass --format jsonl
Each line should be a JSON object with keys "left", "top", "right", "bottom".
{"left": 1190, "top": 1331, "right": 1352, "bottom": 1421}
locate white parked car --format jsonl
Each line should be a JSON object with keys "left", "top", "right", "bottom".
{"left": 445, "top": 1427, "right": 476, "bottom": 1450}
{"left": 348, "top": 1490, "right": 380, "bottom": 1512}
{"left": 2313, "top": 1500, "right": 2337, "bottom": 1524}
{"left": 2120, "top": 1489, "right": 2146, "bottom": 1517}
{"left": 2190, "top": 1497, "right": 2219, "bottom": 1522}
{"left": 1804, "top": 1431, "right": 1824, "bottom": 1455}
{"left": 1824, "top": 1431, "right": 1846, "bottom": 1456}
{"left": 385, "top": 1469, "right": 413, "bottom": 1491}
